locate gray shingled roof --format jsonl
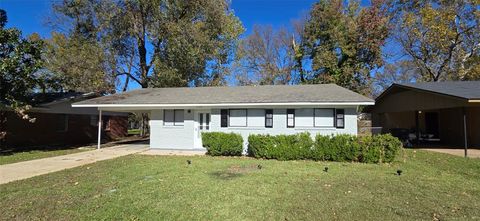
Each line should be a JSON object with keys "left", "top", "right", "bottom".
{"left": 73, "top": 84, "right": 373, "bottom": 106}
{"left": 398, "top": 81, "right": 480, "bottom": 100}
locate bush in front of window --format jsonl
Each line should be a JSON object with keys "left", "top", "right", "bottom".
{"left": 313, "top": 134, "right": 360, "bottom": 162}
{"left": 248, "top": 133, "right": 402, "bottom": 163}
{"left": 202, "top": 132, "right": 243, "bottom": 156}
{"left": 248, "top": 133, "right": 313, "bottom": 160}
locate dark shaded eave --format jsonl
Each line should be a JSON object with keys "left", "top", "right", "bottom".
{"left": 375, "top": 83, "right": 473, "bottom": 103}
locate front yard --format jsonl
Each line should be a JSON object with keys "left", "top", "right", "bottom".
{"left": 0, "top": 147, "right": 93, "bottom": 165}
{"left": 0, "top": 149, "right": 479, "bottom": 220}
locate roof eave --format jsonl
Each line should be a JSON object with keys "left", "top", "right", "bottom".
{"left": 72, "top": 101, "right": 375, "bottom": 109}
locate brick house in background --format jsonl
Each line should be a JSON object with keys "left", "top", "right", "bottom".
{"left": 2, "top": 92, "right": 128, "bottom": 148}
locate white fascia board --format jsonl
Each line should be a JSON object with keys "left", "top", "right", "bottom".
{"left": 72, "top": 102, "right": 375, "bottom": 109}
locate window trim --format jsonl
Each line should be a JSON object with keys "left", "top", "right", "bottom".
{"left": 228, "top": 109, "right": 248, "bottom": 127}
{"left": 313, "top": 108, "right": 335, "bottom": 128}
{"left": 286, "top": 109, "right": 295, "bottom": 128}
{"left": 265, "top": 109, "right": 273, "bottom": 128}
{"left": 163, "top": 109, "right": 184, "bottom": 126}
{"left": 335, "top": 109, "right": 345, "bottom": 129}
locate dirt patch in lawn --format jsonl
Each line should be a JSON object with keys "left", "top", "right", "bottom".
{"left": 210, "top": 164, "right": 262, "bottom": 180}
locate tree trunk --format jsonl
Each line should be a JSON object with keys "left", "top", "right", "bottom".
{"left": 139, "top": 112, "right": 149, "bottom": 137}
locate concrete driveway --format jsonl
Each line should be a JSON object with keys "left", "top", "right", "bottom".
{"left": 0, "top": 144, "right": 148, "bottom": 185}
{"left": 419, "top": 148, "right": 480, "bottom": 158}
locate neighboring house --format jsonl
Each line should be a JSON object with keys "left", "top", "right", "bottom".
{"left": 73, "top": 84, "right": 374, "bottom": 151}
{"left": 3, "top": 92, "right": 128, "bottom": 147}
{"left": 370, "top": 81, "right": 480, "bottom": 148}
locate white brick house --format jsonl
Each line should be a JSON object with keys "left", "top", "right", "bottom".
{"left": 73, "top": 84, "right": 374, "bottom": 151}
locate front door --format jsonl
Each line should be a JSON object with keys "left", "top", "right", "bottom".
{"left": 194, "top": 111, "right": 210, "bottom": 148}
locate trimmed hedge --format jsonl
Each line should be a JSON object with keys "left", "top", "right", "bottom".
{"left": 248, "top": 133, "right": 402, "bottom": 163}
{"left": 248, "top": 133, "right": 313, "bottom": 160}
{"left": 202, "top": 132, "right": 243, "bottom": 156}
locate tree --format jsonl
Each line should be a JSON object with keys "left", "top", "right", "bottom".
{"left": 372, "top": 60, "right": 419, "bottom": 96}
{"left": 0, "top": 9, "right": 45, "bottom": 146}
{"left": 233, "top": 25, "right": 296, "bottom": 85}
{"left": 50, "top": 0, "right": 243, "bottom": 136}
{"left": 44, "top": 32, "right": 116, "bottom": 93}
{"left": 389, "top": 0, "right": 480, "bottom": 81}
{"left": 302, "top": 0, "right": 389, "bottom": 95}
{"left": 51, "top": 0, "right": 244, "bottom": 89}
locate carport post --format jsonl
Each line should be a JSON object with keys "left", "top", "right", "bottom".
{"left": 463, "top": 108, "right": 468, "bottom": 158}
{"left": 97, "top": 109, "right": 102, "bottom": 149}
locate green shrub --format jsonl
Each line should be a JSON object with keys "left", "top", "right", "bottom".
{"left": 358, "top": 135, "right": 381, "bottom": 163}
{"left": 248, "top": 132, "right": 402, "bottom": 163}
{"left": 248, "top": 133, "right": 313, "bottom": 160}
{"left": 315, "top": 134, "right": 360, "bottom": 162}
{"left": 202, "top": 132, "right": 243, "bottom": 156}
{"left": 358, "top": 134, "right": 403, "bottom": 163}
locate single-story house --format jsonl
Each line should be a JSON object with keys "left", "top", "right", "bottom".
{"left": 2, "top": 92, "right": 128, "bottom": 148}
{"left": 370, "top": 81, "right": 480, "bottom": 148}
{"left": 72, "top": 84, "right": 374, "bottom": 151}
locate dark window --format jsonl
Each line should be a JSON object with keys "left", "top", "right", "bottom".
{"left": 335, "top": 109, "right": 345, "bottom": 129}
{"left": 90, "top": 115, "right": 98, "bottom": 126}
{"left": 206, "top": 113, "right": 210, "bottom": 130}
{"left": 56, "top": 114, "right": 69, "bottom": 132}
{"left": 221, "top": 109, "right": 228, "bottom": 127}
{"left": 164, "top": 109, "right": 184, "bottom": 126}
{"left": 265, "top": 109, "right": 273, "bottom": 128}
{"left": 287, "top": 109, "right": 295, "bottom": 128}
{"left": 200, "top": 113, "right": 204, "bottom": 130}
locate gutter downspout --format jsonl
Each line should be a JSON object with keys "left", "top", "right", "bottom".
{"left": 98, "top": 109, "right": 102, "bottom": 150}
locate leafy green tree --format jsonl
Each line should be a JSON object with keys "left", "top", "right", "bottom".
{"left": 44, "top": 32, "right": 116, "bottom": 93}
{"left": 388, "top": 0, "right": 480, "bottom": 81}
{"left": 0, "top": 9, "right": 45, "bottom": 146}
{"left": 302, "top": 0, "right": 389, "bottom": 95}
{"left": 51, "top": 0, "right": 244, "bottom": 89}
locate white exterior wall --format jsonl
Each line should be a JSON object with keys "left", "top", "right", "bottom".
{"left": 148, "top": 107, "right": 358, "bottom": 151}
{"left": 210, "top": 108, "right": 357, "bottom": 151}
{"left": 149, "top": 109, "right": 196, "bottom": 149}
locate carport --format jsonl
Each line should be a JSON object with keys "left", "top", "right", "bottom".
{"left": 371, "top": 81, "right": 480, "bottom": 157}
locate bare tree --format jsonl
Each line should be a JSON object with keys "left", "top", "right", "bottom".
{"left": 233, "top": 25, "right": 296, "bottom": 85}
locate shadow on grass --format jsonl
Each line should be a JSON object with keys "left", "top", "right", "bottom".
{"left": 209, "top": 164, "right": 262, "bottom": 180}
{"left": 209, "top": 171, "right": 244, "bottom": 180}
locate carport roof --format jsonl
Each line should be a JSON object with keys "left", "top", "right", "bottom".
{"left": 378, "top": 81, "right": 480, "bottom": 101}
{"left": 400, "top": 81, "right": 480, "bottom": 100}
{"left": 72, "top": 84, "right": 374, "bottom": 108}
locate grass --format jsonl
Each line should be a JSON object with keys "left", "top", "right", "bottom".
{"left": 0, "top": 149, "right": 479, "bottom": 220}
{"left": 0, "top": 147, "right": 93, "bottom": 165}
{"left": 128, "top": 129, "right": 141, "bottom": 135}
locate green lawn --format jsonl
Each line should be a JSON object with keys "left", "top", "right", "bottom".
{"left": 0, "top": 147, "right": 93, "bottom": 165}
{"left": 0, "top": 149, "right": 479, "bottom": 220}
{"left": 128, "top": 129, "right": 141, "bottom": 135}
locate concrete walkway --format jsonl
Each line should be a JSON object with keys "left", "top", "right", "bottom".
{"left": 419, "top": 148, "right": 480, "bottom": 158}
{"left": 0, "top": 144, "right": 148, "bottom": 185}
